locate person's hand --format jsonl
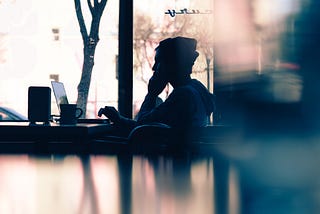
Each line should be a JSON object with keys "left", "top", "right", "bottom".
{"left": 148, "top": 70, "right": 168, "bottom": 97}
{"left": 98, "top": 106, "right": 121, "bottom": 124}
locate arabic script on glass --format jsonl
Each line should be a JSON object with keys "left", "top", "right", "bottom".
{"left": 165, "top": 8, "right": 213, "bottom": 17}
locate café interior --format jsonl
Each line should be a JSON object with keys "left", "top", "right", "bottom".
{"left": 0, "top": 0, "right": 320, "bottom": 213}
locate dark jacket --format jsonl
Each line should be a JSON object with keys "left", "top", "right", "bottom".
{"left": 137, "top": 79, "right": 215, "bottom": 129}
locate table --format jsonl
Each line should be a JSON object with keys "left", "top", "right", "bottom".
{"left": 1, "top": 138, "right": 319, "bottom": 214}
{"left": 0, "top": 122, "right": 237, "bottom": 155}
{"left": 0, "top": 122, "right": 319, "bottom": 213}
{"left": 0, "top": 121, "right": 115, "bottom": 154}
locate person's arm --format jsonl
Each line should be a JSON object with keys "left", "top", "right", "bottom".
{"left": 136, "top": 88, "right": 195, "bottom": 127}
{"left": 135, "top": 93, "right": 158, "bottom": 120}
{"left": 98, "top": 106, "right": 137, "bottom": 128}
{"left": 136, "top": 65, "right": 169, "bottom": 122}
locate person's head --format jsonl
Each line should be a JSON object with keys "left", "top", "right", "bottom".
{"left": 152, "top": 37, "right": 199, "bottom": 86}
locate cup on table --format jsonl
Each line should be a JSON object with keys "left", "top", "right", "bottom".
{"left": 59, "top": 104, "right": 83, "bottom": 125}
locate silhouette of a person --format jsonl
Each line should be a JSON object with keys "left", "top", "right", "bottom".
{"left": 98, "top": 37, "right": 215, "bottom": 135}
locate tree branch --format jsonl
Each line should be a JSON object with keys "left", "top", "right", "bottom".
{"left": 87, "top": 0, "right": 94, "bottom": 15}
{"left": 75, "top": 0, "right": 89, "bottom": 42}
{"left": 98, "top": 0, "right": 108, "bottom": 14}
{"left": 89, "top": 0, "right": 107, "bottom": 41}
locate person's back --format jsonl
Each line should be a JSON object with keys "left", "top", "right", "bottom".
{"left": 136, "top": 79, "right": 214, "bottom": 129}
{"left": 184, "top": 79, "right": 215, "bottom": 127}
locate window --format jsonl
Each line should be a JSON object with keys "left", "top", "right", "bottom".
{"left": 0, "top": 0, "right": 119, "bottom": 118}
{"left": 133, "top": 0, "right": 214, "bottom": 117}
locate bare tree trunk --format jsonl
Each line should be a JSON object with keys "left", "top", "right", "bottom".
{"left": 77, "top": 37, "right": 98, "bottom": 117}
{"left": 74, "top": 0, "right": 107, "bottom": 118}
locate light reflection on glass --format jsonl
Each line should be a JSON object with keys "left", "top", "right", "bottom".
{"left": 0, "top": 155, "right": 243, "bottom": 214}
{"left": 90, "top": 156, "right": 120, "bottom": 214}
{"left": 1, "top": 150, "right": 319, "bottom": 213}
{"left": 228, "top": 165, "right": 240, "bottom": 214}
{"left": 0, "top": 155, "right": 36, "bottom": 214}
{"left": 131, "top": 156, "right": 217, "bottom": 214}
{"left": 34, "top": 156, "right": 83, "bottom": 214}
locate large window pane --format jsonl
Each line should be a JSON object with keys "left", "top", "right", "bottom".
{"left": 0, "top": 0, "right": 119, "bottom": 118}
{"left": 133, "top": 0, "right": 214, "bottom": 117}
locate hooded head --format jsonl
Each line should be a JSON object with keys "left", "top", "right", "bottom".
{"left": 152, "top": 37, "right": 199, "bottom": 86}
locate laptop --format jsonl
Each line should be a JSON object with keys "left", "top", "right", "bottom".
{"left": 51, "top": 81, "right": 109, "bottom": 124}
{"left": 51, "top": 81, "right": 69, "bottom": 113}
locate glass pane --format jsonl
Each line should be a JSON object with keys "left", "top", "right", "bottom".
{"left": 133, "top": 0, "right": 214, "bottom": 118}
{"left": 133, "top": 0, "right": 307, "bottom": 125}
{"left": 0, "top": 0, "right": 119, "bottom": 119}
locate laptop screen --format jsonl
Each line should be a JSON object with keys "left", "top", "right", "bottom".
{"left": 51, "top": 81, "right": 69, "bottom": 112}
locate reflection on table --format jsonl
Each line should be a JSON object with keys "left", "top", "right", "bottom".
{"left": 1, "top": 137, "right": 320, "bottom": 214}
{"left": 0, "top": 155, "right": 215, "bottom": 214}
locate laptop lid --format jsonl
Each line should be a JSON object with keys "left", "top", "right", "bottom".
{"left": 51, "top": 81, "right": 110, "bottom": 124}
{"left": 51, "top": 81, "right": 69, "bottom": 112}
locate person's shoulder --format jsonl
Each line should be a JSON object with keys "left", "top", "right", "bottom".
{"left": 177, "top": 80, "right": 203, "bottom": 93}
{"left": 167, "top": 85, "right": 197, "bottom": 104}
{"left": 171, "top": 84, "right": 194, "bottom": 95}
{"left": 190, "top": 79, "right": 207, "bottom": 89}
